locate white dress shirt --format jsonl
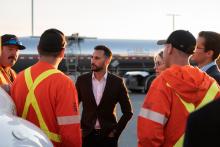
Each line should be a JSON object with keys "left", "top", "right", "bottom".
{"left": 92, "top": 72, "right": 108, "bottom": 129}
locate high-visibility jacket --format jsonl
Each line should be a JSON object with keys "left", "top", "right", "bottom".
{"left": 138, "top": 65, "right": 220, "bottom": 147}
{"left": 0, "top": 37, "right": 16, "bottom": 86}
{"left": 0, "top": 66, "right": 16, "bottom": 85}
{"left": 11, "top": 61, "right": 82, "bottom": 147}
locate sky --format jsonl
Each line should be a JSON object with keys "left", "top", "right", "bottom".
{"left": 0, "top": 0, "right": 220, "bottom": 39}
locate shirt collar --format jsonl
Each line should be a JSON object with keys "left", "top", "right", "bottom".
{"left": 92, "top": 72, "right": 108, "bottom": 80}
{"left": 200, "top": 61, "right": 216, "bottom": 72}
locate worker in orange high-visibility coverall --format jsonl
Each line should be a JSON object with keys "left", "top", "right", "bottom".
{"left": 0, "top": 34, "right": 26, "bottom": 92}
{"left": 11, "top": 29, "right": 81, "bottom": 147}
{"left": 137, "top": 30, "right": 220, "bottom": 147}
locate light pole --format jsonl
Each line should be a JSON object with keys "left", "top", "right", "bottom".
{"left": 31, "top": 0, "right": 34, "bottom": 36}
{"left": 167, "top": 14, "right": 180, "bottom": 31}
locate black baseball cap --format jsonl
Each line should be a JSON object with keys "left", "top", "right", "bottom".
{"left": 38, "top": 28, "right": 66, "bottom": 52}
{"left": 157, "top": 30, "right": 196, "bottom": 54}
{"left": 1, "top": 34, "right": 26, "bottom": 50}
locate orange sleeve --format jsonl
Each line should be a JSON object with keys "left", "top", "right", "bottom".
{"left": 137, "top": 79, "right": 171, "bottom": 147}
{"left": 55, "top": 77, "right": 82, "bottom": 147}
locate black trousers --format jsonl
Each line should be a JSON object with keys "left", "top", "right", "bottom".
{"left": 83, "top": 129, "right": 118, "bottom": 147}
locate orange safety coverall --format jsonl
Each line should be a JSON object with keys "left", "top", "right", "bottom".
{"left": 138, "top": 65, "right": 220, "bottom": 147}
{"left": 11, "top": 61, "right": 82, "bottom": 147}
{"left": 0, "top": 65, "right": 16, "bottom": 85}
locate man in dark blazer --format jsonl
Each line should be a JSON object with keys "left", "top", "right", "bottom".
{"left": 191, "top": 31, "right": 220, "bottom": 84}
{"left": 76, "top": 45, "right": 133, "bottom": 147}
{"left": 184, "top": 98, "right": 220, "bottom": 147}
{"left": 206, "top": 64, "right": 220, "bottom": 84}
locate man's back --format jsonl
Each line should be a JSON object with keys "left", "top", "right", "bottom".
{"left": 11, "top": 61, "right": 81, "bottom": 147}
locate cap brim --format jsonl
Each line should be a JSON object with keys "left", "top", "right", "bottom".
{"left": 157, "top": 40, "right": 167, "bottom": 45}
{"left": 3, "top": 43, "right": 26, "bottom": 50}
{"left": 17, "top": 45, "right": 26, "bottom": 50}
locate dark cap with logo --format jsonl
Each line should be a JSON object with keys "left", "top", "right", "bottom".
{"left": 1, "top": 34, "right": 26, "bottom": 50}
{"left": 38, "top": 28, "right": 66, "bottom": 52}
{"left": 157, "top": 30, "right": 196, "bottom": 54}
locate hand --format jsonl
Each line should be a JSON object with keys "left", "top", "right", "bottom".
{"left": 108, "top": 131, "right": 115, "bottom": 138}
{"left": 108, "top": 129, "right": 117, "bottom": 138}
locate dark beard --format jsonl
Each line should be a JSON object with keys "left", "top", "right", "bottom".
{"left": 91, "top": 64, "right": 103, "bottom": 72}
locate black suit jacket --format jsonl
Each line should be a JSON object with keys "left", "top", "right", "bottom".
{"left": 76, "top": 72, "right": 133, "bottom": 138}
{"left": 184, "top": 98, "right": 220, "bottom": 147}
{"left": 206, "top": 64, "right": 220, "bottom": 85}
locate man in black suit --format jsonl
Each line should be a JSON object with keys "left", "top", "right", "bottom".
{"left": 191, "top": 31, "right": 220, "bottom": 84}
{"left": 76, "top": 45, "right": 133, "bottom": 147}
{"left": 184, "top": 98, "right": 220, "bottom": 147}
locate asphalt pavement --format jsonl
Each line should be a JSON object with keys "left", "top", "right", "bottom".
{"left": 118, "top": 93, "right": 145, "bottom": 147}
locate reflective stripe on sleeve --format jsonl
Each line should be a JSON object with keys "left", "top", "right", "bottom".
{"left": 197, "top": 82, "right": 219, "bottom": 110}
{"left": 139, "top": 108, "right": 168, "bottom": 125}
{"left": 57, "top": 115, "right": 80, "bottom": 125}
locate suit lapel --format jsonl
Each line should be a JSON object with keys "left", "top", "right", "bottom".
{"left": 88, "top": 73, "right": 98, "bottom": 107}
{"left": 98, "top": 72, "right": 111, "bottom": 106}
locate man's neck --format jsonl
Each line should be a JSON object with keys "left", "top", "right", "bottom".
{"left": 93, "top": 70, "right": 107, "bottom": 81}
{"left": 169, "top": 51, "right": 191, "bottom": 67}
{"left": 197, "top": 60, "right": 214, "bottom": 68}
{"left": 39, "top": 56, "right": 60, "bottom": 69}
{"left": 170, "top": 57, "right": 190, "bottom": 67}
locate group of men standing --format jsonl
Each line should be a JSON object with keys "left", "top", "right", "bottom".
{"left": 1, "top": 28, "right": 220, "bottom": 147}
{"left": 1, "top": 29, "right": 133, "bottom": 147}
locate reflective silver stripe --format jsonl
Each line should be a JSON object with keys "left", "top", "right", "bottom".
{"left": 139, "top": 108, "right": 168, "bottom": 125}
{"left": 57, "top": 115, "right": 80, "bottom": 125}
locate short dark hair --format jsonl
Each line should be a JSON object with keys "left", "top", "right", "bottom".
{"left": 38, "top": 28, "right": 66, "bottom": 57}
{"left": 199, "top": 31, "right": 220, "bottom": 60}
{"left": 154, "top": 51, "right": 163, "bottom": 62}
{"left": 94, "top": 45, "right": 112, "bottom": 58}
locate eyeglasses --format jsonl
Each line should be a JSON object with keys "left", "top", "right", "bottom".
{"left": 196, "top": 47, "right": 205, "bottom": 50}
{"left": 193, "top": 47, "right": 205, "bottom": 53}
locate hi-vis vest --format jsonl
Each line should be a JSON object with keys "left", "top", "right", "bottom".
{"left": 0, "top": 67, "right": 16, "bottom": 85}
{"left": 22, "top": 67, "right": 61, "bottom": 143}
{"left": 167, "top": 82, "right": 219, "bottom": 147}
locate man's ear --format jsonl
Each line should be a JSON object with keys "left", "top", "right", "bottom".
{"left": 167, "top": 44, "right": 173, "bottom": 55}
{"left": 206, "top": 50, "right": 214, "bottom": 58}
{"left": 59, "top": 48, "right": 65, "bottom": 58}
{"left": 105, "top": 57, "right": 111, "bottom": 65}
